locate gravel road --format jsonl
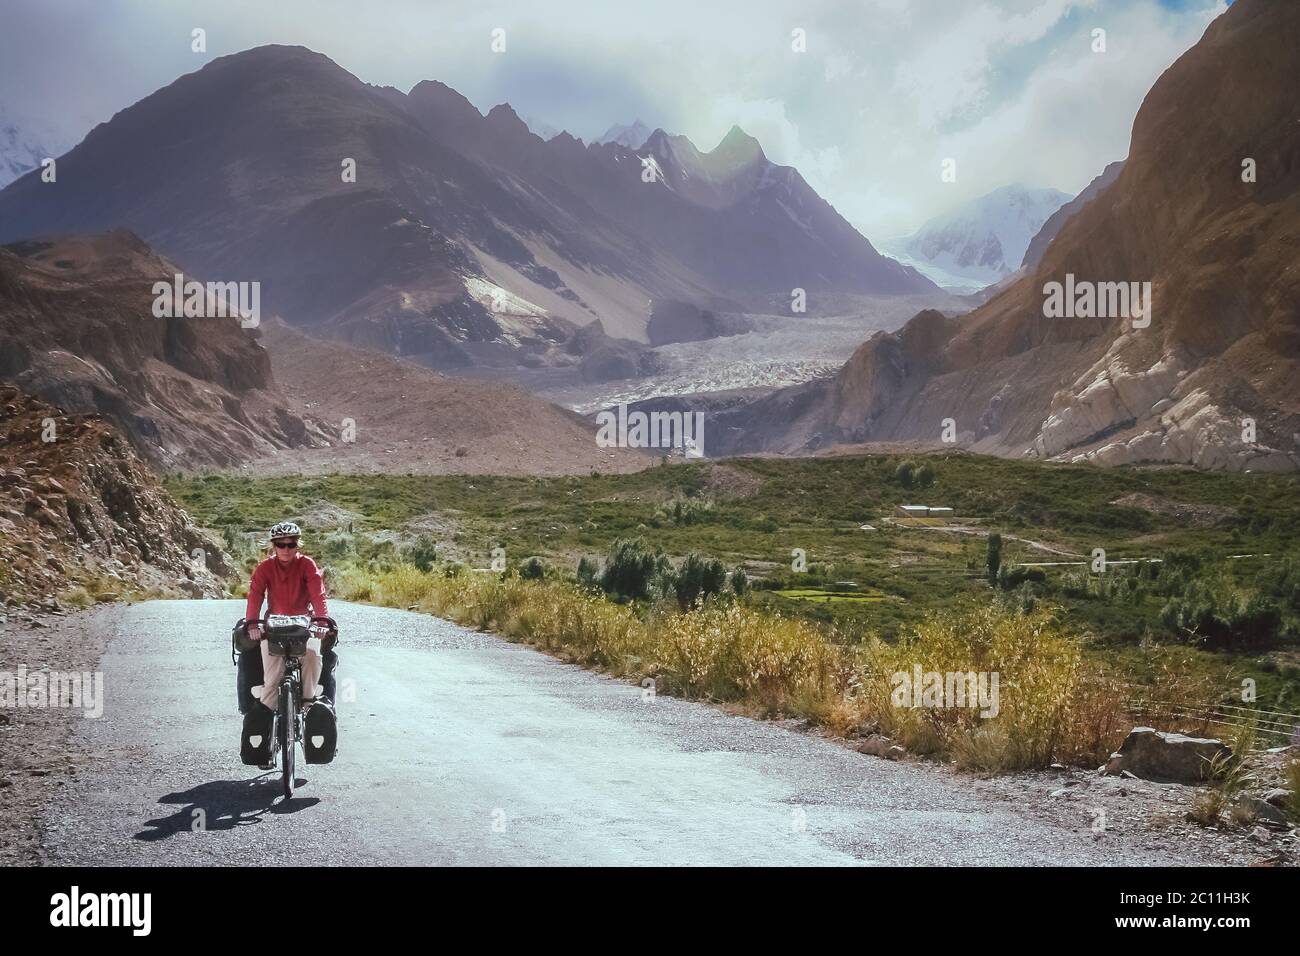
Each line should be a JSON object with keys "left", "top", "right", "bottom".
{"left": 38, "top": 599, "right": 1205, "bottom": 865}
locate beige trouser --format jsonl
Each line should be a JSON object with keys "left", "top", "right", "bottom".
{"left": 258, "top": 636, "right": 322, "bottom": 710}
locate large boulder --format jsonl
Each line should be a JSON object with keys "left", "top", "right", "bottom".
{"left": 1102, "top": 727, "right": 1231, "bottom": 783}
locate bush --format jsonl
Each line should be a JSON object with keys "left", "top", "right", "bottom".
{"left": 1161, "top": 581, "right": 1285, "bottom": 650}
{"left": 576, "top": 556, "right": 599, "bottom": 588}
{"left": 997, "top": 564, "right": 1045, "bottom": 590}
{"left": 320, "top": 529, "right": 357, "bottom": 561}
{"left": 402, "top": 534, "right": 438, "bottom": 572}
{"left": 673, "top": 553, "right": 727, "bottom": 610}
{"left": 986, "top": 533, "right": 1003, "bottom": 583}
{"left": 730, "top": 568, "right": 750, "bottom": 597}
{"left": 518, "top": 556, "right": 546, "bottom": 581}
{"left": 599, "top": 537, "right": 668, "bottom": 602}
{"left": 656, "top": 495, "right": 714, "bottom": 526}
{"left": 859, "top": 603, "right": 1091, "bottom": 772}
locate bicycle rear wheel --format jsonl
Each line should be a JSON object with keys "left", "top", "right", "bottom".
{"left": 279, "top": 679, "right": 295, "bottom": 799}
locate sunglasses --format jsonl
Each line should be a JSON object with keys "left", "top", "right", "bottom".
{"left": 272, "top": 540, "right": 300, "bottom": 550}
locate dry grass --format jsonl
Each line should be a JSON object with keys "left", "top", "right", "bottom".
{"left": 342, "top": 566, "right": 1151, "bottom": 773}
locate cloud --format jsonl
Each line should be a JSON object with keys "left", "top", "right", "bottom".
{"left": 707, "top": 96, "right": 842, "bottom": 186}
{"left": 0, "top": 0, "right": 1230, "bottom": 240}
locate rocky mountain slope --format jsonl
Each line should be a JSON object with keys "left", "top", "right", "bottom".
{"left": 881, "top": 185, "right": 1070, "bottom": 291}
{"left": 710, "top": 0, "right": 1300, "bottom": 472}
{"left": 0, "top": 230, "right": 331, "bottom": 469}
{"left": 0, "top": 46, "right": 933, "bottom": 376}
{"left": 1021, "top": 162, "right": 1126, "bottom": 271}
{"left": 0, "top": 383, "right": 228, "bottom": 610}
{"left": 248, "top": 319, "right": 653, "bottom": 477}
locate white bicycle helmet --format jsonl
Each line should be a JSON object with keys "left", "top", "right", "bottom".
{"left": 269, "top": 521, "right": 301, "bottom": 541}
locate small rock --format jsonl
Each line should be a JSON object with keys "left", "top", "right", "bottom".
{"left": 885, "top": 745, "right": 907, "bottom": 761}
{"left": 1249, "top": 826, "right": 1272, "bottom": 844}
{"left": 1262, "top": 788, "right": 1293, "bottom": 808}
{"left": 856, "top": 734, "right": 894, "bottom": 758}
{"left": 1236, "top": 794, "right": 1292, "bottom": 829}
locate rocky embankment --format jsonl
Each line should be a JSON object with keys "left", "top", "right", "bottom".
{"left": 0, "top": 383, "right": 229, "bottom": 616}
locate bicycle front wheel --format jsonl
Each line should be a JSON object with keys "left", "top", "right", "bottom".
{"left": 279, "top": 680, "right": 295, "bottom": 799}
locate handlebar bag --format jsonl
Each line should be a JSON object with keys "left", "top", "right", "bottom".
{"left": 265, "top": 625, "right": 313, "bottom": 658}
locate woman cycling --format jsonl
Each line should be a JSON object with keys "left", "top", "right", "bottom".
{"left": 240, "top": 521, "right": 337, "bottom": 766}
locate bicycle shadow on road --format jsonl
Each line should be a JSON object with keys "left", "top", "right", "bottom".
{"left": 134, "top": 777, "right": 319, "bottom": 841}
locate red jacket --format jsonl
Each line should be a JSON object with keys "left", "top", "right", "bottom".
{"left": 245, "top": 554, "right": 329, "bottom": 623}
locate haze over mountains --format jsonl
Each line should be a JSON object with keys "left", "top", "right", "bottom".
{"left": 881, "top": 185, "right": 1070, "bottom": 293}
{"left": 711, "top": 0, "right": 1300, "bottom": 472}
{"left": 598, "top": 120, "right": 653, "bottom": 149}
{"left": 0, "top": 45, "right": 933, "bottom": 382}
{"left": 0, "top": 105, "right": 78, "bottom": 188}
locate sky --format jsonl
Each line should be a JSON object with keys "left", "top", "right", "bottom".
{"left": 1, "top": 0, "right": 1229, "bottom": 238}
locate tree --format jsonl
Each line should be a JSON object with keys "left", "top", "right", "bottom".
{"left": 576, "top": 556, "right": 599, "bottom": 588}
{"left": 986, "top": 533, "right": 1003, "bottom": 583}
{"left": 914, "top": 462, "right": 936, "bottom": 488}
{"left": 599, "top": 538, "right": 667, "bottom": 601}
{"left": 895, "top": 460, "right": 916, "bottom": 489}
{"left": 730, "top": 568, "right": 750, "bottom": 597}
{"left": 674, "top": 553, "right": 728, "bottom": 610}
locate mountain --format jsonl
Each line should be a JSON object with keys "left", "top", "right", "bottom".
{"left": 249, "top": 318, "right": 653, "bottom": 477}
{"left": 711, "top": 0, "right": 1300, "bottom": 472}
{"left": 0, "top": 230, "right": 331, "bottom": 469}
{"left": 0, "top": 107, "right": 78, "bottom": 188}
{"left": 0, "top": 383, "right": 229, "bottom": 607}
{"left": 882, "top": 185, "right": 1071, "bottom": 292}
{"left": 523, "top": 114, "right": 561, "bottom": 141}
{"left": 0, "top": 229, "right": 653, "bottom": 477}
{"left": 597, "top": 120, "right": 652, "bottom": 149}
{"left": 1021, "top": 162, "right": 1125, "bottom": 270}
{"left": 0, "top": 47, "right": 934, "bottom": 378}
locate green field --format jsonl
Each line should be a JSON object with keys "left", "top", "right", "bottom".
{"left": 169, "top": 452, "right": 1300, "bottom": 711}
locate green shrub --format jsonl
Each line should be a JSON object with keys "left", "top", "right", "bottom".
{"left": 674, "top": 553, "right": 727, "bottom": 610}
{"left": 657, "top": 495, "right": 714, "bottom": 526}
{"left": 402, "top": 534, "right": 438, "bottom": 572}
{"left": 600, "top": 537, "right": 668, "bottom": 602}
{"left": 986, "top": 533, "right": 1003, "bottom": 583}
{"left": 576, "top": 556, "right": 599, "bottom": 588}
{"left": 730, "top": 568, "right": 750, "bottom": 597}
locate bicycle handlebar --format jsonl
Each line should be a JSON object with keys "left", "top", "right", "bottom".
{"left": 245, "top": 615, "right": 337, "bottom": 630}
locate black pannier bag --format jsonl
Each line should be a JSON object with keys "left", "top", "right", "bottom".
{"left": 240, "top": 705, "right": 273, "bottom": 765}
{"left": 232, "top": 618, "right": 258, "bottom": 662}
{"left": 303, "top": 698, "right": 338, "bottom": 764}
